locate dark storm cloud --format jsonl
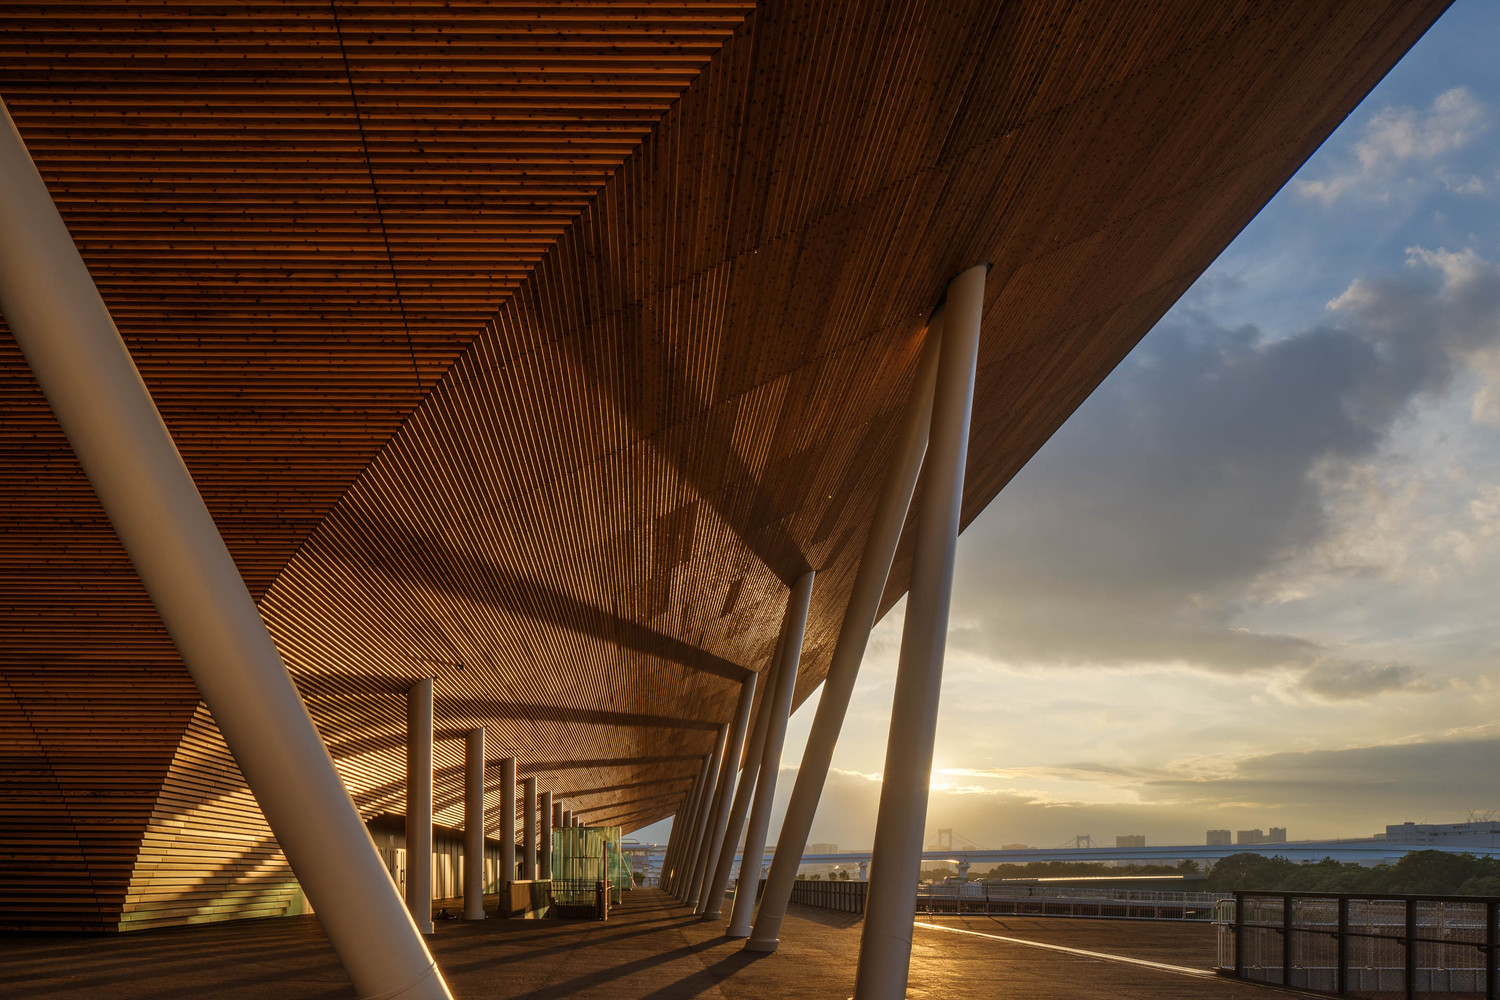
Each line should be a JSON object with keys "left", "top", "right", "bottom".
{"left": 951, "top": 248, "right": 1500, "bottom": 689}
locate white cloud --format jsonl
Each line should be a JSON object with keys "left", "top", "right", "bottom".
{"left": 1296, "top": 87, "right": 1487, "bottom": 204}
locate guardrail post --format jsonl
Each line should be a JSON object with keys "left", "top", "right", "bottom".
{"left": 1283, "top": 895, "right": 1293, "bottom": 986}
{"left": 1406, "top": 898, "right": 1417, "bottom": 1000}
{"left": 1487, "top": 900, "right": 1497, "bottom": 1000}
{"left": 1337, "top": 896, "right": 1349, "bottom": 995}
{"left": 1234, "top": 892, "right": 1244, "bottom": 979}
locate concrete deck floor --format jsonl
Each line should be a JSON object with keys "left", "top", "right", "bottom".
{"left": 0, "top": 888, "right": 1296, "bottom": 998}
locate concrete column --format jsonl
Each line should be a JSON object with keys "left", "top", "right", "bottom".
{"left": 521, "top": 777, "right": 538, "bottom": 880}
{"left": 678, "top": 724, "right": 728, "bottom": 903}
{"left": 406, "top": 679, "right": 435, "bottom": 935}
{"left": 695, "top": 674, "right": 758, "bottom": 914}
{"left": 463, "top": 728, "right": 485, "bottom": 921}
{"left": 747, "top": 322, "right": 943, "bottom": 952}
{"left": 0, "top": 99, "right": 452, "bottom": 1000}
{"left": 552, "top": 800, "right": 564, "bottom": 833}
{"left": 854, "top": 264, "right": 986, "bottom": 1000}
{"left": 859, "top": 861, "right": 869, "bottom": 881}
{"left": 727, "top": 571, "right": 815, "bottom": 937}
{"left": 499, "top": 758, "right": 516, "bottom": 883}
{"left": 539, "top": 791, "right": 554, "bottom": 880}
{"left": 561, "top": 808, "right": 572, "bottom": 829}
{"left": 702, "top": 632, "right": 783, "bottom": 919}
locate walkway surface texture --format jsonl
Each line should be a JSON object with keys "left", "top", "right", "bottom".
{"left": 1, "top": 888, "right": 1292, "bottom": 998}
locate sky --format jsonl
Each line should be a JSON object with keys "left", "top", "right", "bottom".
{"left": 639, "top": 0, "right": 1500, "bottom": 853}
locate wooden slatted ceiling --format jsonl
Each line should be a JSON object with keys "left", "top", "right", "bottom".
{"left": 0, "top": 0, "right": 758, "bottom": 931}
{"left": 0, "top": 0, "right": 1451, "bottom": 931}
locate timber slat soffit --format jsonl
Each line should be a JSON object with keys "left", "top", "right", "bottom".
{"left": 0, "top": 0, "right": 1451, "bottom": 932}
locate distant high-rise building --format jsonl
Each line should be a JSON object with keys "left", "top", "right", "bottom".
{"left": 1237, "top": 829, "right": 1265, "bottom": 845}
{"left": 1116, "top": 835, "right": 1146, "bottom": 848}
{"left": 1207, "top": 829, "right": 1232, "bottom": 846}
{"left": 1267, "top": 827, "right": 1287, "bottom": 843}
{"left": 808, "top": 842, "right": 838, "bottom": 854}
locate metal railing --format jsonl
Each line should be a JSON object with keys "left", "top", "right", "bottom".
{"left": 1218, "top": 891, "right": 1500, "bottom": 998}
{"left": 788, "top": 878, "right": 867, "bottom": 913}
{"left": 915, "top": 881, "right": 1223, "bottom": 921}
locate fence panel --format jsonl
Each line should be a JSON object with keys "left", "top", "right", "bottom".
{"left": 1221, "top": 892, "right": 1498, "bottom": 999}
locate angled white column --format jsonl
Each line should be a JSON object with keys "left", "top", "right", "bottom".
{"left": 499, "top": 758, "right": 517, "bottom": 883}
{"left": 701, "top": 632, "right": 783, "bottom": 919}
{"left": 561, "top": 808, "right": 572, "bottom": 829}
{"left": 552, "top": 800, "right": 564, "bottom": 833}
{"left": 463, "top": 728, "right": 485, "bottom": 921}
{"left": 539, "top": 791, "right": 553, "bottom": 880}
{"left": 746, "top": 323, "right": 943, "bottom": 952}
{"left": 521, "top": 777, "right": 538, "bottom": 880}
{"left": 678, "top": 723, "right": 728, "bottom": 903}
{"left": 659, "top": 811, "right": 681, "bottom": 887}
{"left": 0, "top": 99, "right": 455, "bottom": 1000}
{"left": 727, "top": 570, "right": 815, "bottom": 937}
{"left": 669, "top": 759, "right": 710, "bottom": 893}
{"left": 854, "top": 264, "right": 987, "bottom": 1000}
{"left": 695, "top": 674, "right": 758, "bottom": 914}
{"left": 406, "top": 679, "right": 435, "bottom": 935}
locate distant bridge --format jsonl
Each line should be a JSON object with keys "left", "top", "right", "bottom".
{"left": 623, "top": 838, "right": 1500, "bottom": 875}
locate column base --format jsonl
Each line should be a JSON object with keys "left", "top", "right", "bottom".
{"left": 700, "top": 909, "right": 723, "bottom": 920}
{"left": 742, "top": 936, "right": 779, "bottom": 953}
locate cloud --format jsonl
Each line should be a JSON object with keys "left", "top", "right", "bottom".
{"left": 951, "top": 246, "right": 1500, "bottom": 694}
{"left": 1296, "top": 87, "right": 1487, "bottom": 204}
{"left": 1291, "top": 661, "right": 1441, "bottom": 701}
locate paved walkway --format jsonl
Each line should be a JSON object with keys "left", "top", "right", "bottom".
{"left": 1, "top": 889, "right": 1292, "bottom": 998}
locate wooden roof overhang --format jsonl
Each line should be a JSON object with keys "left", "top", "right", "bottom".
{"left": 0, "top": 0, "right": 1451, "bottom": 929}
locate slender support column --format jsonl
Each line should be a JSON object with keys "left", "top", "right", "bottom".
{"left": 561, "top": 809, "right": 572, "bottom": 829}
{"left": 854, "top": 264, "right": 986, "bottom": 1000}
{"left": 727, "top": 570, "right": 815, "bottom": 937}
{"left": 500, "top": 758, "right": 517, "bottom": 882}
{"left": 659, "top": 815, "right": 681, "bottom": 887}
{"left": 539, "top": 790, "right": 554, "bottom": 880}
{"left": 463, "top": 728, "right": 485, "bottom": 920}
{"left": 669, "top": 759, "right": 710, "bottom": 893}
{"left": 747, "top": 323, "right": 943, "bottom": 952}
{"left": 0, "top": 100, "right": 451, "bottom": 1000}
{"left": 702, "top": 633, "right": 784, "bottom": 918}
{"left": 406, "top": 679, "right": 435, "bottom": 935}
{"left": 686, "top": 723, "right": 734, "bottom": 905}
{"left": 696, "top": 674, "right": 757, "bottom": 913}
{"left": 552, "top": 800, "right": 564, "bottom": 832}
{"left": 521, "top": 777, "right": 538, "bottom": 880}
{"left": 678, "top": 724, "right": 728, "bottom": 903}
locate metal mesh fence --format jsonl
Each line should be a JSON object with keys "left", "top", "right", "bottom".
{"left": 1221, "top": 892, "right": 1496, "bottom": 999}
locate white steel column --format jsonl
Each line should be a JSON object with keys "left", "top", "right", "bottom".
{"left": 854, "top": 263, "right": 986, "bottom": 1000}
{"left": 500, "top": 758, "right": 516, "bottom": 883}
{"left": 521, "top": 777, "right": 538, "bottom": 880}
{"left": 0, "top": 99, "right": 451, "bottom": 1000}
{"left": 746, "top": 324, "right": 943, "bottom": 952}
{"left": 659, "top": 812, "right": 681, "bottom": 887}
{"left": 406, "top": 680, "right": 435, "bottom": 935}
{"left": 726, "top": 570, "right": 815, "bottom": 937}
{"left": 561, "top": 808, "right": 572, "bottom": 829}
{"left": 463, "top": 728, "right": 485, "bottom": 921}
{"left": 694, "top": 674, "right": 757, "bottom": 913}
{"left": 669, "top": 759, "right": 710, "bottom": 893}
{"left": 678, "top": 723, "right": 728, "bottom": 903}
{"left": 701, "top": 633, "right": 782, "bottom": 919}
{"left": 539, "top": 791, "right": 553, "bottom": 880}
{"left": 552, "top": 800, "right": 564, "bottom": 833}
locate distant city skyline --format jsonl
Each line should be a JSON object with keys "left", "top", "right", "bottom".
{"left": 642, "top": 0, "right": 1500, "bottom": 853}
